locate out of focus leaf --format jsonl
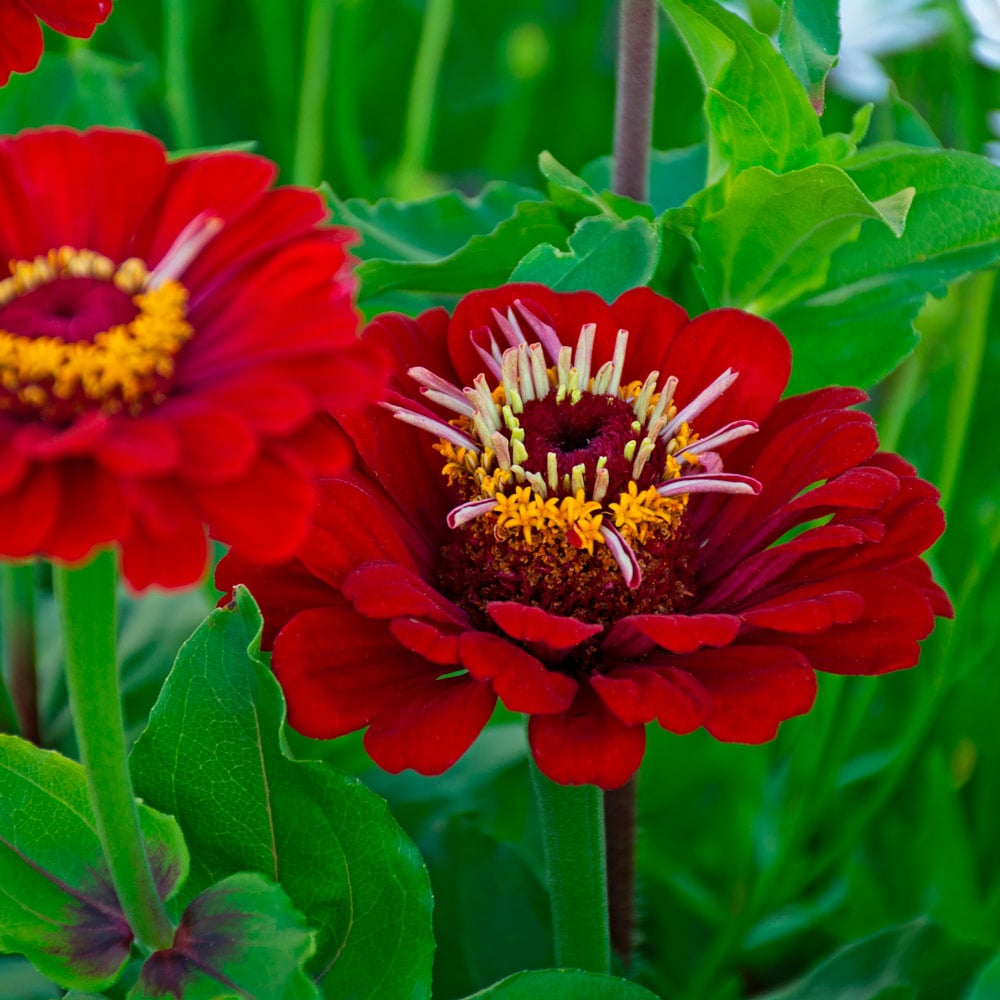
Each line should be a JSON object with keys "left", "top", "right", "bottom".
{"left": 757, "top": 919, "right": 990, "bottom": 999}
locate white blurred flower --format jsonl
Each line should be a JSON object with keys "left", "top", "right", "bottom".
{"left": 961, "top": 0, "right": 1000, "bottom": 69}
{"left": 830, "top": 0, "right": 949, "bottom": 101}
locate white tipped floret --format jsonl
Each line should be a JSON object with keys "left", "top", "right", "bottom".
{"left": 147, "top": 213, "right": 223, "bottom": 289}
{"left": 447, "top": 498, "right": 497, "bottom": 529}
{"left": 574, "top": 324, "right": 596, "bottom": 387}
{"left": 656, "top": 472, "right": 761, "bottom": 497}
{"left": 382, "top": 403, "right": 478, "bottom": 451}
{"left": 593, "top": 465, "right": 610, "bottom": 504}
{"left": 471, "top": 327, "right": 504, "bottom": 380}
{"left": 631, "top": 371, "right": 659, "bottom": 420}
{"left": 571, "top": 463, "right": 587, "bottom": 494}
{"left": 492, "top": 432, "right": 512, "bottom": 470}
{"left": 515, "top": 300, "right": 564, "bottom": 363}
{"left": 678, "top": 419, "right": 759, "bottom": 461}
{"left": 662, "top": 369, "right": 739, "bottom": 441}
{"left": 631, "top": 437, "right": 656, "bottom": 478}
{"left": 648, "top": 375, "right": 678, "bottom": 427}
{"left": 557, "top": 345, "right": 573, "bottom": 389}
{"left": 601, "top": 523, "right": 642, "bottom": 589}
{"left": 591, "top": 360, "right": 615, "bottom": 396}
{"left": 517, "top": 346, "right": 535, "bottom": 402}
{"left": 529, "top": 343, "right": 549, "bottom": 399}
{"left": 525, "top": 471, "right": 548, "bottom": 497}
{"left": 492, "top": 306, "right": 528, "bottom": 349}
{"left": 547, "top": 451, "right": 560, "bottom": 492}
{"left": 466, "top": 373, "right": 502, "bottom": 429}
{"left": 408, "top": 366, "right": 473, "bottom": 414}
{"left": 607, "top": 329, "right": 629, "bottom": 397}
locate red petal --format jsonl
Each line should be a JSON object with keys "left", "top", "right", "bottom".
{"left": 459, "top": 631, "right": 577, "bottom": 714}
{"left": 0, "top": 3, "right": 43, "bottom": 84}
{"left": 390, "top": 618, "right": 462, "bottom": 665}
{"left": 591, "top": 665, "right": 709, "bottom": 732}
{"left": 740, "top": 588, "right": 865, "bottom": 633}
{"left": 342, "top": 561, "right": 467, "bottom": 626}
{"left": 364, "top": 675, "right": 497, "bottom": 775}
{"left": 95, "top": 418, "right": 181, "bottom": 476}
{"left": 0, "top": 463, "right": 59, "bottom": 558}
{"left": 273, "top": 604, "right": 437, "bottom": 738}
{"left": 487, "top": 601, "right": 602, "bottom": 653}
{"left": 528, "top": 686, "right": 646, "bottom": 789}
{"left": 28, "top": 0, "right": 111, "bottom": 35}
{"left": 39, "top": 461, "right": 129, "bottom": 563}
{"left": 689, "top": 646, "right": 817, "bottom": 742}
{"left": 604, "top": 612, "right": 740, "bottom": 657}
{"left": 163, "top": 400, "right": 259, "bottom": 483}
{"left": 119, "top": 519, "right": 209, "bottom": 591}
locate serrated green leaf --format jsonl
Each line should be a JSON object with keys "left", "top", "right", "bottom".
{"left": 659, "top": 0, "right": 822, "bottom": 177}
{"left": 329, "top": 181, "right": 549, "bottom": 262}
{"left": 356, "top": 199, "right": 568, "bottom": 300}
{"left": 464, "top": 969, "right": 662, "bottom": 999}
{"left": 0, "top": 736, "right": 187, "bottom": 992}
{"left": 695, "top": 164, "right": 907, "bottom": 314}
{"left": 773, "top": 144, "right": 1000, "bottom": 392}
{"left": 129, "top": 588, "right": 434, "bottom": 1000}
{"left": 756, "top": 919, "right": 990, "bottom": 999}
{"left": 130, "top": 873, "right": 317, "bottom": 1000}
{"left": 511, "top": 216, "right": 660, "bottom": 301}
{"left": 777, "top": 0, "right": 840, "bottom": 112}
{"left": 538, "top": 151, "right": 655, "bottom": 221}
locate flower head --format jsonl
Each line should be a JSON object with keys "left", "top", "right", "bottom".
{"left": 0, "top": 0, "right": 112, "bottom": 86}
{"left": 0, "top": 127, "right": 381, "bottom": 589}
{"left": 219, "top": 284, "right": 951, "bottom": 789}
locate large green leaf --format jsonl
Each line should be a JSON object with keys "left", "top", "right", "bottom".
{"left": 129, "top": 588, "right": 435, "bottom": 1000}
{"left": 777, "top": 0, "right": 840, "bottom": 112}
{"left": 659, "top": 0, "right": 822, "bottom": 177}
{"left": 0, "top": 735, "right": 187, "bottom": 992}
{"left": 465, "top": 969, "right": 662, "bottom": 999}
{"left": 130, "top": 873, "right": 317, "bottom": 1000}
{"left": 773, "top": 144, "right": 1000, "bottom": 392}
{"left": 511, "top": 215, "right": 660, "bottom": 301}
{"left": 695, "top": 163, "right": 911, "bottom": 313}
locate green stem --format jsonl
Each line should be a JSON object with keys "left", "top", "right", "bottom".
{"left": 613, "top": 0, "right": 659, "bottom": 201}
{"left": 1, "top": 562, "right": 39, "bottom": 743}
{"left": 293, "top": 0, "right": 336, "bottom": 187}
{"left": 393, "top": 0, "right": 454, "bottom": 197}
{"left": 936, "top": 271, "right": 993, "bottom": 514}
{"left": 531, "top": 759, "right": 611, "bottom": 973}
{"left": 163, "top": 0, "right": 199, "bottom": 149}
{"left": 54, "top": 551, "right": 174, "bottom": 952}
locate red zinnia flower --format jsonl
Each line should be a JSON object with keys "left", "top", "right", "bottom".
{"left": 0, "top": 127, "right": 380, "bottom": 590}
{"left": 0, "top": 0, "right": 112, "bottom": 86}
{"left": 218, "top": 284, "right": 951, "bottom": 789}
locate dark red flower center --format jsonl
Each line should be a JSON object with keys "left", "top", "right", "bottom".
{"left": 0, "top": 249, "right": 194, "bottom": 424}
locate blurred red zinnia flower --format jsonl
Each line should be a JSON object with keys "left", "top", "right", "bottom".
{"left": 218, "top": 284, "right": 951, "bottom": 789}
{"left": 0, "top": 127, "right": 380, "bottom": 590}
{"left": 0, "top": 0, "right": 112, "bottom": 86}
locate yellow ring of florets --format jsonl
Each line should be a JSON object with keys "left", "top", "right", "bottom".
{"left": 0, "top": 247, "right": 194, "bottom": 417}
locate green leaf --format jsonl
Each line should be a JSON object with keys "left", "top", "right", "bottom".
{"left": 659, "top": 0, "right": 822, "bottom": 177}
{"left": 130, "top": 873, "right": 317, "bottom": 1000}
{"left": 464, "top": 969, "right": 662, "bottom": 999}
{"left": 511, "top": 216, "right": 660, "bottom": 301}
{"left": 0, "top": 735, "right": 187, "bottom": 992}
{"left": 581, "top": 145, "right": 709, "bottom": 214}
{"left": 695, "top": 164, "right": 910, "bottom": 314}
{"left": 777, "top": 0, "right": 840, "bottom": 112}
{"left": 329, "top": 181, "right": 570, "bottom": 309}
{"left": 129, "top": 588, "right": 435, "bottom": 1000}
{"left": 773, "top": 144, "right": 1000, "bottom": 392}
{"left": 757, "top": 918, "right": 990, "bottom": 999}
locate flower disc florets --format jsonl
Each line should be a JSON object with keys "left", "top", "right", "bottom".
{"left": 388, "top": 299, "right": 760, "bottom": 624}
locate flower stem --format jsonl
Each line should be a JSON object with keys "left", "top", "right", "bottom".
{"left": 54, "top": 551, "right": 174, "bottom": 953}
{"left": 393, "top": 0, "right": 454, "bottom": 198}
{"left": 531, "top": 760, "right": 611, "bottom": 973}
{"left": 163, "top": 0, "right": 199, "bottom": 149}
{"left": 603, "top": 776, "right": 637, "bottom": 967}
{"left": 293, "top": 0, "right": 336, "bottom": 187}
{"left": 1, "top": 562, "right": 38, "bottom": 743}
{"left": 612, "top": 0, "right": 659, "bottom": 202}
